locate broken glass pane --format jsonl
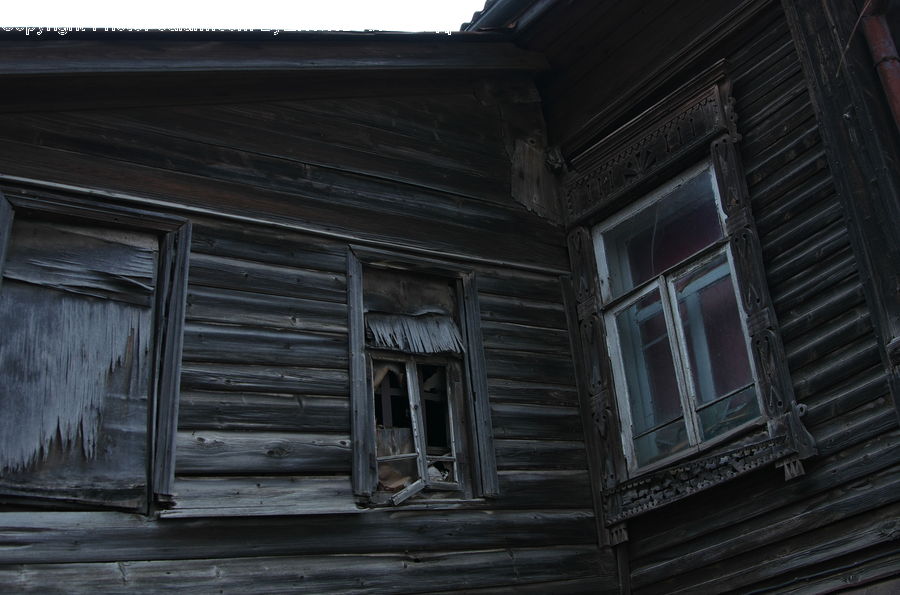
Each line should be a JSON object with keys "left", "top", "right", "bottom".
{"left": 373, "top": 361, "right": 415, "bottom": 458}
{"left": 697, "top": 385, "right": 759, "bottom": 440}
{"left": 426, "top": 460, "right": 455, "bottom": 483}
{"left": 377, "top": 457, "right": 419, "bottom": 493}
{"left": 419, "top": 365, "right": 453, "bottom": 457}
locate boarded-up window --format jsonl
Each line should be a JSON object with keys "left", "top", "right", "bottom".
{"left": 0, "top": 191, "right": 189, "bottom": 512}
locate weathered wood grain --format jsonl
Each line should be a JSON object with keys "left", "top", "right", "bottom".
{"left": 3, "top": 218, "right": 157, "bottom": 307}
{"left": 188, "top": 252, "right": 347, "bottom": 303}
{"left": 496, "top": 470, "right": 593, "bottom": 509}
{"left": 494, "top": 439, "right": 588, "bottom": 471}
{"left": 0, "top": 509, "right": 599, "bottom": 564}
{"left": 632, "top": 464, "right": 900, "bottom": 587}
{"left": 165, "top": 476, "right": 358, "bottom": 517}
{"left": 490, "top": 402, "right": 584, "bottom": 441}
{"left": 0, "top": 546, "right": 606, "bottom": 595}
{"left": 182, "top": 323, "right": 348, "bottom": 367}
{"left": 481, "top": 321, "right": 571, "bottom": 354}
{"left": 487, "top": 378, "right": 579, "bottom": 406}
{"left": 177, "top": 391, "right": 349, "bottom": 433}
{"left": 191, "top": 217, "right": 347, "bottom": 273}
{"left": 629, "top": 428, "right": 900, "bottom": 559}
{"left": 0, "top": 140, "right": 569, "bottom": 272}
{"left": 175, "top": 431, "right": 352, "bottom": 475}
{"left": 478, "top": 293, "right": 568, "bottom": 329}
{"left": 484, "top": 348, "right": 575, "bottom": 386}
{"left": 644, "top": 501, "right": 900, "bottom": 594}
{"left": 186, "top": 285, "right": 347, "bottom": 333}
{"left": 0, "top": 39, "right": 549, "bottom": 75}
{"left": 180, "top": 363, "right": 348, "bottom": 396}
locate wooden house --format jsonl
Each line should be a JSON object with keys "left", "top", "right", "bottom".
{"left": 0, "top": 0, "right": 898, "bottom": 592}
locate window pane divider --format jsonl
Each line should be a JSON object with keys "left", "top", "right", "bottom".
{"left": 659, "top": 273, "right": 703, "bottom": 448}
{"left": 694, "top": 382, "right": 756, "bottom": 412}
{"left": 601, "top": 238, "right": 729, "bottom": 310}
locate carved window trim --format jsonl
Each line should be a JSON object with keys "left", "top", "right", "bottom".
{"left": 0, "top": 186, "right": 190, "bottom": 513}
{"left": 564, "top": 63, "right": 816, "bottom": 529}
{"left": 348, "top": 246, "right": 498, "bottom": 505}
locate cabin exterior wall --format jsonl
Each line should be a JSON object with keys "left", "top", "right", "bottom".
{"left": 0, "top": 63, "right": 616, "bottom": 592}
{"left": 533, "top": 0, "right": 900, "bottom": 591}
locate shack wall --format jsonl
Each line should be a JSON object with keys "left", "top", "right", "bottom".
{"left": 0, "top": 58, "right": 616, "bottom": 593}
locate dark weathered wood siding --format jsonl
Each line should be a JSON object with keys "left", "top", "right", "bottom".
{"left": 0, "top": 51, "right": 615, "bottom": 592}
{"left": 525, "top": 0, "right": 899, "bottom": 591}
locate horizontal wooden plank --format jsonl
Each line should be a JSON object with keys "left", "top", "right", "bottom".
{"left": 784, "top": 305, "right": 872, "bottom": 370}
{"left": 491, "top": 403, "right": 584, "bottom": 441}
{"left": 484, "top": 348, "right": 575, "bottom": 386}
{"left": 4, "top": 219, "right": 157, "bottom": 307}
{"left": 653, "top": 501, "right": 900, "bottom": 594}
{"left": 0, "top": 546, "right": 606, "bottom": 595}
{"left": 178, "top": 392, "right": 349, "bottom": 433}
{"left": 8, "top": 110, "right": 510, "bottom": 222}
{"left": 191, "top": 216, "right": 347, "bottom": 273}
{"left": 804, "top": 365, "right": 889, "bottom": 427}
{"left": 175, "top": 431, "right": 351, "bottom": 475}
{"left": 487, "top": 378, "right": 579, "bottom": 406}
{"left": 0, "top": 141, "right": 569, "bottom": 272}
{"left": 481, "top": 321, "right": 572, "bottom": 354}
{"left": 0, "top": 509, "right": 600, "bottom": 564}
{"left": 188, "top": 253, "right": 347, "bottom": 303}
{"left": 632, "top": 463, "right": 900, "bottom": 587}
{"left": 182, "top": 323, "right": 348, "bottom": 368}
{"left": 791, "top": 337, "right": 880, "bottom": 402}
{"left": 494, "top": 439, "right": 588, "bottom": 471}
{"left": 0, "top": 39, "right": 549, "bottom": 75}
{"left": 180, "top": 363, "right": 348, "bottom": 396}
{"left": 166, "top": 476, "right": 358, "bottom": 517}
{"left": 812, "top": 397, "right": 898, "bottom": 457}
{"left": 186, "top": 285, "right": 347, "bottom": 333}
{"left": 496, "top": 470, "right": 593, "bottom": 510}
{"left": 479, "top": 294, "right": 568, "bottom": 329}
{"left": 476, "top": 271, "right": 563, "bottom": 302}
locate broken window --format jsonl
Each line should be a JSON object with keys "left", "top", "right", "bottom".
{"left": 348, "top": 250, "right": 498, "bottom": 505}
{"left": 595, "top": 162, "right": 761, "bottom": 471}
{"left": 371, "top": 358, "right": 462, "bottom": 504}
{"left": 0, "top": 190, "right": 189, "bottom": 512}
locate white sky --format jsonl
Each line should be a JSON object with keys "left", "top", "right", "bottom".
{"left": 1, "top": 1, "right": 488, "bottom": 32}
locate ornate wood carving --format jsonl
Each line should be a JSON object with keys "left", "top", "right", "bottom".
{"left": 565, "top": 72, "right": 817, "bottom": 531}
{"left": 564, "top": 65, "right": 738, "bottom": 225}
{"left": 604, "top": 435, "right": 791, "bottom": 524}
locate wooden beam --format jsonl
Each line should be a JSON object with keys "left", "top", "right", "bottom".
{"left": 0, "top": 39, "right": 548, "bottom": 76}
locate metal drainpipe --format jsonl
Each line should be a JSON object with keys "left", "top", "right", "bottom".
{"left": 861, "top": 0, "right": 900, "bottom": 134}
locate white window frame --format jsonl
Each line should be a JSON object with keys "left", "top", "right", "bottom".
{"left": 593, "top": 161, "right": 764, "bottom": 475}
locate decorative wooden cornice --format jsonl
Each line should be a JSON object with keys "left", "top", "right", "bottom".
{"left": 564, "top": 61, "right": 737, "bottom": 226}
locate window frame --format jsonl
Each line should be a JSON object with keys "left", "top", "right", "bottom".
{"left": 562, "top": 64, "right": 817, "bottom": 533}
{"left": 348, "top": 246, "right": 498, "bottom": 505}
{"left": 368, "top": 353, "right": 471, "bottom": 505}
{"left": 593, "top": 161, "right": 764, "bottom": 476}
{"left": 0, "top": 187, "right": 190, "bottom": 512}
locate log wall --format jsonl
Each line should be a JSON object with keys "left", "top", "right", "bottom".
{"left": 0, "top": 57, "right": 615, "bottom": 593}
{"left": 526, "top": 0, "right": 900, "bottom": 591}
